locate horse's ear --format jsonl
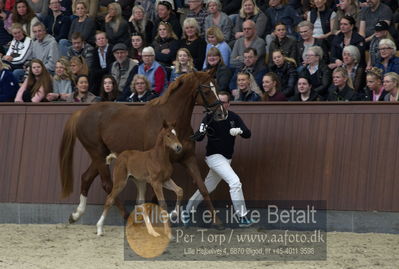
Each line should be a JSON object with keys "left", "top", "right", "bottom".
{"left": 171, "top": 120, "right": 176, "bottom": 128}
{"left": 207, "top": 67, "right": 217, "bottom": 78}
{"left": 162, "top": 119, "right": 168, "bottom": 129}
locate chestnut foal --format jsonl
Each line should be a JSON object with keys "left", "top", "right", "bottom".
{"left": 96, "top": 121, "right": 183, "bottom": 237}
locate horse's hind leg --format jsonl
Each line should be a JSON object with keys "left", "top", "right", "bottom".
{"left": 97, "top": 163, "right": 128, "bottom": 236}
{"left": 163, "top": 178, "right": 183, "bottom": 219}
{"left": 69, "top": 162, "right": 98, "bottom": 224}
{"left": 97, "top": 160, "right": 129, "bottom": 220}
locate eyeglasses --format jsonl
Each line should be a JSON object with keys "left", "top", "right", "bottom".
{"left": 305, "top": 54, "right": 317, "bottom": 57}
{"left": 378, "top": 47, "right": 393, "bottom": 51}
{"left": 135, "top": 82, "right": 146, "bottom": 85}
{"left": 142, "top": 54, "right": 154, "bottom": 57}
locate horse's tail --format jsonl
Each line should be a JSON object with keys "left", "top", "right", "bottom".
{"left": 59, "top": 110, "right": 82, "bottom": 199}
{"left": 106, "top": 153, "right": 118, "bottom": 165}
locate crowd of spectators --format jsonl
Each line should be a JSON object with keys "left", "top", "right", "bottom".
{"left": 1, "top": 0, "right": 399, "bottom": 103}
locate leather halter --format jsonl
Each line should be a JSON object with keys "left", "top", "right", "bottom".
{"left": 195, "top": 83, "right": 222, "bottom": 113}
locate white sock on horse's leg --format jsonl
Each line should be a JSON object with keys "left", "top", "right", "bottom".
{"left": 96, "top": 213, "right": 106, "bottom": 236}
{"left": 72, "top": 194, "right": 87, "bottom": 221}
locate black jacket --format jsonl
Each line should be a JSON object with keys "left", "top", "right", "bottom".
{"left": 195, "top": 111, "right": 251, "bottom": 159}
{"left": 43, "top": 11, "right": 71, "bottom": 42}
{"left": 289, "top": 90, "right": 321, "bottom": 101}
{"left": 299, "top": 63, "right": 331, "bottom": 99}
{"left": 330, "top": 32, "right": 366, "bottom": 66}
{"left": 152, "top": 37, "right": 180, "bottom": 66}
{"left": 296, "top": 38, "right": 329, "bottom": 66}
{"left": 270, "top": 61, "right": 298, "bottom": 98}
{"left": 327, "top": 84, "right": 362, "bottom": 101}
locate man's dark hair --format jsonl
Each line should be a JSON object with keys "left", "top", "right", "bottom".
{"left": 71, "top": 32, "right": 85, "bottom": 41}
{"left": 243, "top": 47, "right": 257, "bottom": 56}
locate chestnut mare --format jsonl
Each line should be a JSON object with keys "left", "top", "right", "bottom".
{"left": 97, "top": 121, "right": 182, "bottom": 237}
{"left": 59, "top": 70, "right": 227, "bottom": 224}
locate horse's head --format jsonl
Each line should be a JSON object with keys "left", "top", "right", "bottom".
{"left": 193, "top": 70, "right": 228, "bottom": 121}
{"left": 160, "top": 120, "right": 182, "bottom": 154}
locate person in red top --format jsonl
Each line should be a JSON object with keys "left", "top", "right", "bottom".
{"left": 137, "top": 46, "right": 167, "bottom": 94}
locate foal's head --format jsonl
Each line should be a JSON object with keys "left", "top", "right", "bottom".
{"left": 159, "top": 120, "right": 182, "bottom": 153}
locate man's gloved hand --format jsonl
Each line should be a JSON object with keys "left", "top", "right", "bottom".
{"left": 199, "top": 123, "right": 208, "bottom": 133}
{"left": 229, "top": 128, "right": 243, "bottom": 136}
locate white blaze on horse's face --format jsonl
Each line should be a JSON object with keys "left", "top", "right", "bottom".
{"left": 209, "top": 82, "right": 228, "bottom": 120}
{"left": 171, "top": 129, "right": 177, "bottom": 136}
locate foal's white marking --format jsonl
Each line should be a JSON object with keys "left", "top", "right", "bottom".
{"left": 171, "top": 129, "right": 177, "bottom": 136}
{"left": 72, "top": 194, "right": 87, "bottom": 221}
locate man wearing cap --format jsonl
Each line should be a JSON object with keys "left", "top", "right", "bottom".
{"left": 137, "top": 46, "right": 167, "bottom": 94}
{"left": 111, "top": 43, "right": 138, "bottom": 94}
{"left": 359, "top": 0, "right": 392, "bottom": 43}
{"left": 368, "top": 21, "right": 393, "bottom": 68}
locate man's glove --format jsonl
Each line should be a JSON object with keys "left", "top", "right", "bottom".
{"left": 199, "top": 123, "right": 208, "bottom": 133}
{"left": 229, "top": 128, "right": 243, "bottom": 136}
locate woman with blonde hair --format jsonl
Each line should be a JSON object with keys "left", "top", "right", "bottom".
{"left": 152, "top": 21, "right": 179, "bottom": 67}
{"left": 204, "top": 47, "right": 232, "bottom": 92}
{"left": 15, "top": 59, "right": 53, "bottom": 102}
{"left": 383, "top": 72, "right": 399, "bottom": 102}
{"left": 47, "top": 57, "right": 74, "bottom": 101}
{"left": 170, "top": 48, "right": 196, "bottom": 82}
{"left": 374, "top": 39, "right": 399, "bottom": 74}
{"left": 70, "top": 55, "right": 89, "bottom": 82}
{"left": 180, "top": 17, "right": 206, "bottom": 71}
{"left": 125, "top": 74, "right": 158, "bottom": 102}
{"left": 59, "top": 0, "right": 95, "bottom": 55}
{"left": 2, "top": 23, "right": 32, "bottom": 79}
{"left": 327, "top": 67, "right": 361, "bottom": 101}
{"left": 203, "top": 26, "right": 231, "bottom": 69}
{"left": 233, "top": 0, "right": 268, "bottom": 39}
{"left": 128, "top": 5, "right": 154, "bottom": 44}
{"left": 105, "top": 2, "right": 129, "bottom": 46}
{"left": 364, "top": 67, "right": 386, "bottom": 101}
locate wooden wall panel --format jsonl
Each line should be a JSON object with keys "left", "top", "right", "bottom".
{"left": 0, "top": 106, "right": 26, "bottom": 202}
{"left": 1, "top": 103, "right": 399, "bottom": 212}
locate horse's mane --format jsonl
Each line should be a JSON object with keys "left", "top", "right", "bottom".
{"left": 147, "top": 72, "right": 206, "bottom": 106}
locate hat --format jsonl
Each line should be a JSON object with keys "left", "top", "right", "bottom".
{"left": 112, "top": 43, "right": 127, "bottom": 53}
{"left": 375, "top": 21, "right": 389, "bottom": 32}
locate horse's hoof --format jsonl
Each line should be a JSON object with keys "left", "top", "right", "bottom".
{"left": 69, "top": 214, "right": 76, "bottom": 224}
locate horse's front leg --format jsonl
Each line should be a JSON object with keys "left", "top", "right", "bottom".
{"left": 151, "top": 181, "right": 172, "bottom": 239}
{"left": 163, "top": 178, "right": 183, "bottom": 219}
{"left": 181, "top": 154, "right": 222, "bottom": 226}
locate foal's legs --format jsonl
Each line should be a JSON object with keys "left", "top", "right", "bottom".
{"left": 69, "top": 162, "right": 98, "bottom": 223}
{"left": 97, "top": 162, "right": 128, "bottom": 236}
{"left": 150, "top": 181, "right": 172, "bottom": 239}
{"left": 163, "top": 178, "right": 183, "bottom": 219}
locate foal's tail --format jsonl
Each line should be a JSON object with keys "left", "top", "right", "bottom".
{"left": 59, "top": 110, "right": 82, "bottom": 199}
{"left": 106, "top": 153, "right": 118, "bottom": 165}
